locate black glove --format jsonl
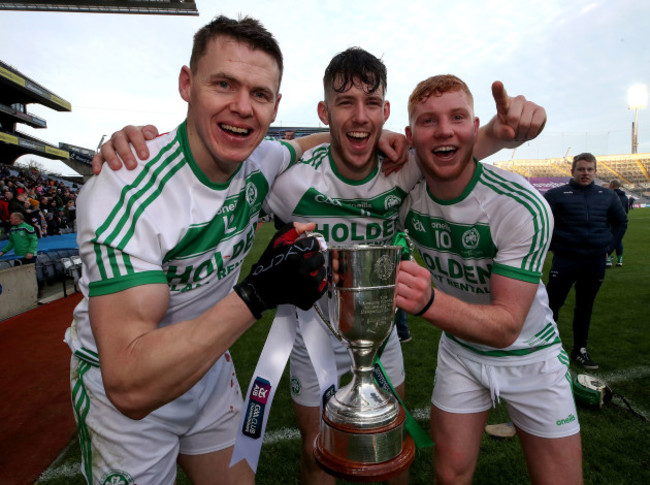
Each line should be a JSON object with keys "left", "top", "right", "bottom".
{"left": 234, "top": 224, "right": 327, "bottom": 319}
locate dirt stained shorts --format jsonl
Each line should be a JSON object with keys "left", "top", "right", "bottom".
{"left": 70, "top": 351, "right": 243, "bottom": 484}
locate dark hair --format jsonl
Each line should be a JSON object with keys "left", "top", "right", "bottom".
{"left": 190, "top": 15, "right": 283, "bottom": 85}
{"left": 572, "top": 152, "right": 597, "bottom": 171}
{"left": 323, "top": 47, "right": 387, "bottom": 99}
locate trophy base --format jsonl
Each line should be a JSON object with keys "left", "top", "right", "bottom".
{"left": 314, "top": 408, "right": 416, "bottom": 482}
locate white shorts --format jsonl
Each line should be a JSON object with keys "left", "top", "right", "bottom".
{"left": 432, "top": 341, "right": 580, "bottom": 439}
{"left": 290, "top": 324, "right": 405, "bottom": 407}
{"left": 70, "top": 352, "right": 243, "bottom": 485}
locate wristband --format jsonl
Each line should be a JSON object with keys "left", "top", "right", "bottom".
{"left": 415, "top": 288, "right": 435, "bottom": 316}
{"left": 234, "top": 281, "right": 266, "bottom": 320}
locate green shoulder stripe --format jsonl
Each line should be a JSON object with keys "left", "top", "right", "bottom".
{"left": 88, "top": 270, "right": 167, "bottom": 297}
{"left": 478, "top": 166, "right": 551, "bottom": 274}
{"left": 93, "top": 135, "right": 186, "bottom": 279}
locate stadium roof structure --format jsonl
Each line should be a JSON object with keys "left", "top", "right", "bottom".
{"left": 0, "top": 60, "right": 92, "bottom": 179}
{"left": 0, "top": 1, "right": 199, "bottom": 15}
{"left": 0, "top": 61, "right": 71, "bottom": 113}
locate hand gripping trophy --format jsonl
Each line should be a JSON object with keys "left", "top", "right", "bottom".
{"left": 313, "top": 243, "right": 415, "bottom": 482}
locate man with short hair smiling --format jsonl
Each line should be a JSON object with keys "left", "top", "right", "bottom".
{"left": 544, "top": 153, "right": 628, "bottom": 369}
{"left": 396, "top": 74, "right": 582, "bottom": 485}
{"left": 65, "top": 16, "right": 328, "bottom": 485}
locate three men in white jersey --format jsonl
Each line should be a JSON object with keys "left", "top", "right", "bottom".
{"left": 93, "top": 43, "right": 555, "bottom": 485}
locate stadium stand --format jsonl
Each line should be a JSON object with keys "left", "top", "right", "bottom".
{"left": 1, "top": 160, "right": 81, "bottom": 299}
{"left": 494, "top": 153, "right": 650, "bottom": 202}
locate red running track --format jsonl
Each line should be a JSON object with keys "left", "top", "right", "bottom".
{"left": 0, "top": 293, "right": 82, "bottom": 484}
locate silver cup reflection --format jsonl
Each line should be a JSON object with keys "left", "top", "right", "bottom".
{"left": 314, "top": 244, "right": 405, "bottom": 466}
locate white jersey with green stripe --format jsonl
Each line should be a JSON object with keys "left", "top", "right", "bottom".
{"left": 264, "top": 143, "right": 422, "bottom": 245}
{"left": 66, "top": 122, "right": 297, "bottom": 364}
{"left": 400, "top": 161, "right": 561, "bottom": 364}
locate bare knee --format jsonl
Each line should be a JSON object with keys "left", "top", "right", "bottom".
{"left": 293, "top": 402, "right": 334, "bottom": 485}
{"left": 434, "top": 446, "right": 477, "bottom": 485}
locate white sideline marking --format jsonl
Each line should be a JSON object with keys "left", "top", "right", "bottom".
{"left": 38, "top": 366, "right": 650, "bottom": 481}
{"left": 38, "top": 463, "right": 81, "bottom": 480}
{"left": 598, "top": 365, "right": 650, "bottom": 385}
{"left": 263, "top": 427, "right": 301, "bottom": 444}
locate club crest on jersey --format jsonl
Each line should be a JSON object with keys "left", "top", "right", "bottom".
{"left": 100, "top": 470, "right": 134, "bottom": 485}
{"left": 245, "top": 181, "right": 258, "bottom": 206}
{"left": 462, "top": 228, "right": 480, "bottom": 250}
{"left": 290, "top": 376, "right": 302, "bottom": 396}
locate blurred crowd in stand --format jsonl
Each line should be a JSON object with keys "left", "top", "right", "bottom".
{"left": 0, "top": 163, "right": 80, "bottom": 240}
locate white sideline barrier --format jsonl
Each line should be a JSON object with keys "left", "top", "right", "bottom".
{"left": 0, "top": 264, "right": 38, "bottom": 321}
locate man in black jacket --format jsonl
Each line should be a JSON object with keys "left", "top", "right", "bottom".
{"left": 606, "top": 179, "right": 629, "bottom": 267}
{"left": 544, "top": 153, "right": 628, "bottom": 369}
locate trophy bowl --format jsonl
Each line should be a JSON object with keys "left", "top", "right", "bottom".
{"left": 313, "top": 244, "right": 415, "bottom": 482}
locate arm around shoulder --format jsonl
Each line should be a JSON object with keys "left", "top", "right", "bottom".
{"left": 292, "top": 131, "right": 330, "bottom": 159}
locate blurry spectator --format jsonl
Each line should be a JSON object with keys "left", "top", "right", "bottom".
{"left": 64, "top": 198, "right": 77, "bottom": 227}
{"left": 606, "top": 179, "right": 629, "bottom": 267}
{"left": 23, "top": 199, "right": 46, "bottom": 238}
{"left": 283, "top": 130, "right": 296, "bottom": 140}
{"left": 0, "top": 192, "right": 9, "bottom": 235}
{"left": 45, "top": 196, "right": 60, "bottom": 216}
{"left": 0, "top": 212, "right": 38, "bottom": 264}
{"left": 46, "top": 209, "right": 62, "bottom": 236}
{"left": 6, "top": 190, "right": 25, "bottom": 217}
{"left": 4, "top": 180, "right": 17, "bottom": 197}
{"left": 58, "top": 208, "right": 71, "bottom": 231}
{"left": 544, "top": 153, "right": 628, "bottom": 370}
{"left": 48, "top": 187, "right": 64, "bottom": 208}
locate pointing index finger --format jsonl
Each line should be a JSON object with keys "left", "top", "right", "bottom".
{"left": 492, "top": 81, "right": 510, "bottom": 117}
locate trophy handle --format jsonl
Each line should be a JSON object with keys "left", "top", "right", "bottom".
{"left": 312, "top": 302, "right": 343, "bottom": 342}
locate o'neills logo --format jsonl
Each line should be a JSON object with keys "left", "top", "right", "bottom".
{"left": 242, "top": 377, "right": 272, "bottom": 439}
{"left": 556, "top": 413, "right": 576, "bottom": 426}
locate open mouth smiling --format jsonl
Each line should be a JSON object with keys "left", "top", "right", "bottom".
{"left": 347, "top": 131, "right": 369, "bottom": 140}
{"left": 433, "top": 145, "right": 458, "bottom": 158}
{"left": 221, "top": 123, "right": 251, "bottom": 137}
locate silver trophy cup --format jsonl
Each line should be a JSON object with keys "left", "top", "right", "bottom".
{"left": 314, "top": 244, "right": 414, "bottom": 481}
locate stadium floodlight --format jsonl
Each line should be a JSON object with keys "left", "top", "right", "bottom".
{"left": 628, "top": 83, "right": 648, "bottom": 154}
